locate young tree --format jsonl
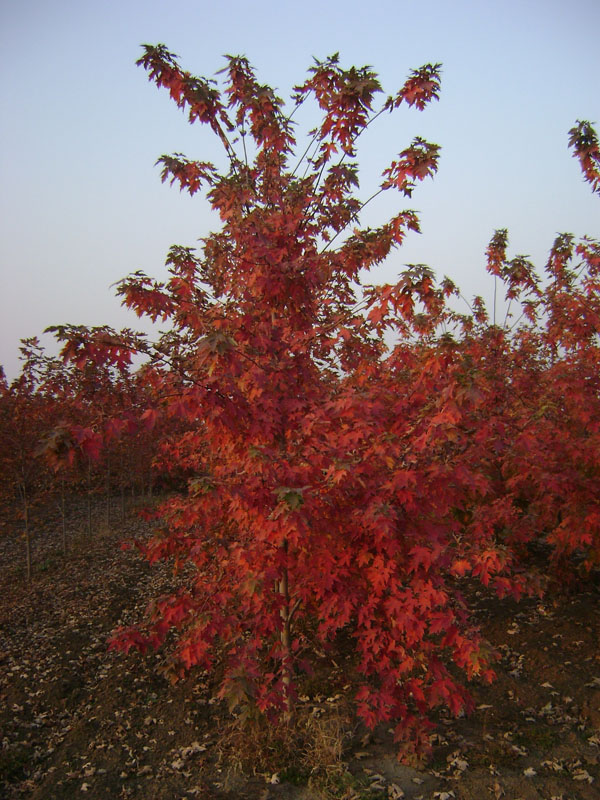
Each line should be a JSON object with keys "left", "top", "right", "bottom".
{"left": 0, "top": 341, "right": 62, "bottom": 580}
{"left": 59, "top": 47, "right": 538, "bottom": 759}
{"left": 37, "top": 341, "right": 167, "bottom": 536}
{"left": 434, "top": 227, "right": 600, "bottom": 583}
{"left": 449, "top": 124, "right": 600, "bottom": 581}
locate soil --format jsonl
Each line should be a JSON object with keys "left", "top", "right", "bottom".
{"left": 1, "top": 500, "right": 599, "bottom": 799}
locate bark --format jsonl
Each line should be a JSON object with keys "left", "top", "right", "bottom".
{"left": 22, "top": 484, "right": 31, "bottom": 583}
{"left": 105, "top": 453, "right": 111, "bottom": 528}
{"left": 279, "top": 539, "right": 293, "bottom": 719}
{"left": 60, "top": 477, "right": 67, "bottom": 555}
{"left": 87, "top": 459, "right": 93, "bottom": 537}
{"left": 120, "top": 452, "right": 126, "bottom": 521}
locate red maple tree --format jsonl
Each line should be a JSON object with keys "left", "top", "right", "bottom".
{"left": 82, "top": 46, "right": 519, "bottom": 760}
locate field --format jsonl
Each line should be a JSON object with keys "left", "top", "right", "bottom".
{"left": 1, "top": 503, "right": 599, "bottom": 800}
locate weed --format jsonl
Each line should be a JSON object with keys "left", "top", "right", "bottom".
{"left": 279, "top": 764, "right": 310, "bottom": 786}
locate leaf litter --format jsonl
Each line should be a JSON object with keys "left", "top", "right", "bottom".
{"left": 1, "top": 503, "right": 599, "bottom": 799}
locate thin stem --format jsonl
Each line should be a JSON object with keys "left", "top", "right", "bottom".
{"left": 458, "top": 292, "right": 476, "bottom": 316}
{"left": 240, "top": 128, "right": 249, "bottom": 171}
{"left": 291, "top": 129, "right": 321, "bottom": 179}
{"left": 318, "top": 187, "right": 385, "bottom": 255}
{"left": 87, "top": 459, "right": 92, "bottom": 537}
{"left": 105, "top": 452, "right": 111, "bottom": 528}
{"left": 21, "top": 483, "right": 31, "bottom": 583}
{"left": 503, "top": 298, "right": 513, "bottom": 330}
{"left": 61, "top": 477, "right": 67, "bottom": 556}
{"left": 279, "top": 538, "right": 293, "bottom": 719}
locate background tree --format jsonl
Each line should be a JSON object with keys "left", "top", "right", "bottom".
{"left": 0, "top": 340, "right": 61, "bottom": 580}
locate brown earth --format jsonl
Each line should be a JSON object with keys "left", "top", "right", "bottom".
{"left": 1, "top": 500, "right": 599, "bottom": 799}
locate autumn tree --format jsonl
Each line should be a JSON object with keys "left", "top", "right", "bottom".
{"left": 0, "top": 340, "right": 63, "bottom": 579}
{"left": 445, "top": 122, "right": 600, "bottom": 580}
{"left": 51, "top": 45, "right": 542, "bottom": 763}
{"left": 37, "top": 336, "right": 172, "bottom": 533}
{"left": 428, "top": 227, "right": 600, "bottom": 584}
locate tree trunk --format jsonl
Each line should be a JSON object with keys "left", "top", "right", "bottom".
{"left": 60, "top": 477, "right": 67, "bottom": 556}
{"left": 120, "top": 452, "right": 126, "bottom": 521}
{"left": 105, "top": 453, "right": 111, "bottom": 528}
{"left": 87, "top": 459, "right": 93, "bottom": 537}
{"left": 20, "top": 483, "right": 32, "bottom": 583}
{"left": 279, "top": 539, "right": 293, "bottom": 720}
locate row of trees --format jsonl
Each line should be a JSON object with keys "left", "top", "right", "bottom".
{"left": 2, "top": 46, "right": 599, "bottom": 759}
{"left": 0, "top": 342, "right": 187, "bottom": 580}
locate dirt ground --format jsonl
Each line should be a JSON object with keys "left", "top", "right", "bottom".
{"left": 1, "top": 501, "right": 599, "bottom": 800}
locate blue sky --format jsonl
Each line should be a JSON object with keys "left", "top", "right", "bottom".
{"left": 1, "top": 0, "right": 598, "bottom": 379}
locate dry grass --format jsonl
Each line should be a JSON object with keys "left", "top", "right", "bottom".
{"left": 216, "top": 702, "right": 354, "bottom": 778}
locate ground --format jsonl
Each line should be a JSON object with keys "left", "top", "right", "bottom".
{"left": 1, "top": 500, "right": 599, "bottom": 799}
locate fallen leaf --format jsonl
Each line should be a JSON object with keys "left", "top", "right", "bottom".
{"left": 572, "top": 768, "right": 594, "bottom": 783}
{"left": 388, "top": 784, "right": 405, "bottom": 799}
{"left": 491, "top": 780, "right": 504, "bottom": 798}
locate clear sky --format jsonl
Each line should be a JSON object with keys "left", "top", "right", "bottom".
{"left": 1, "top": 0, "right": 598, "bottom": 380}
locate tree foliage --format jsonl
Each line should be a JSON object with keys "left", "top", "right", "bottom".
{"left": 569, "top": 119, "right": 600, "bottom": 195}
